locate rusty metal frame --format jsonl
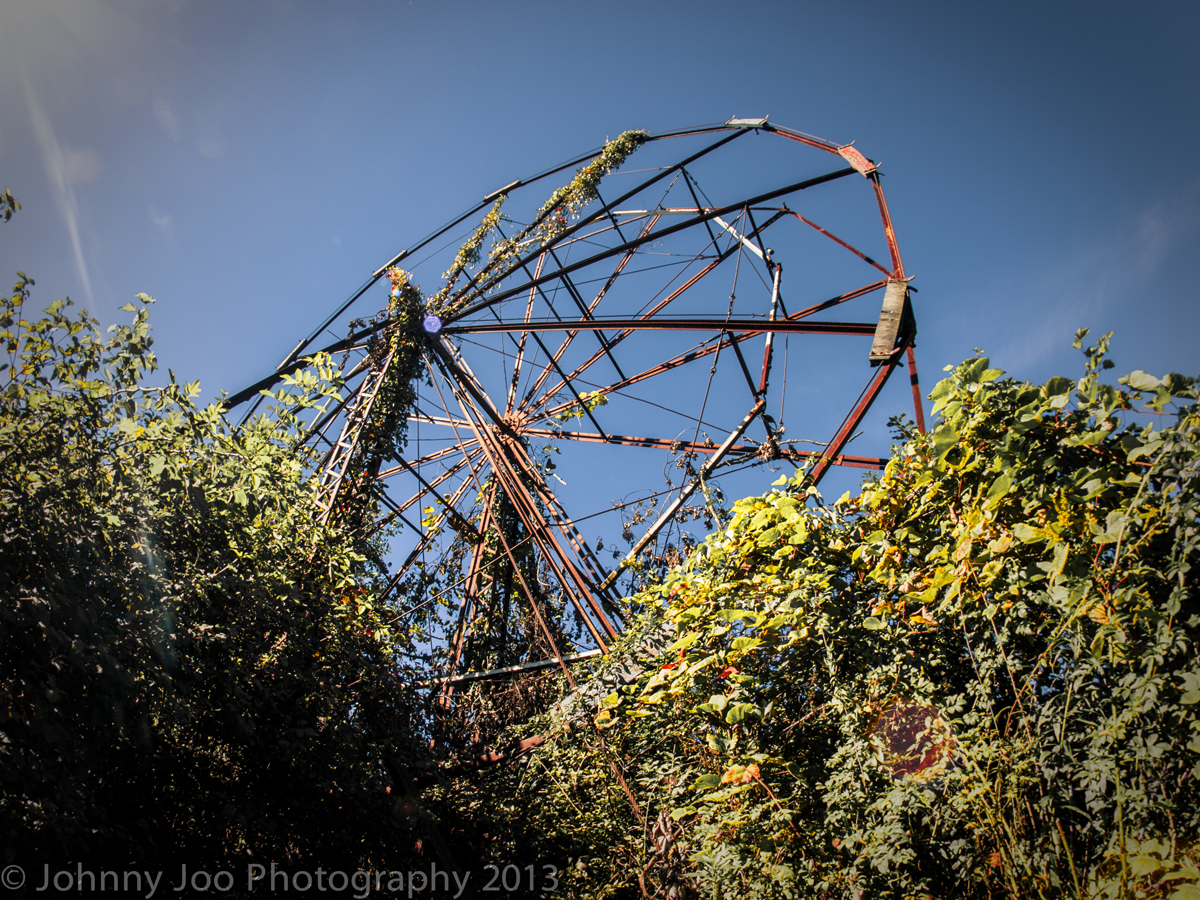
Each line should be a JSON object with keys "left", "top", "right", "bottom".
{"left": 227, "top": 118, "right": 929, "bottom": 699}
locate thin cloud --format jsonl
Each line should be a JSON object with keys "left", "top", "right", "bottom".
{"left": 198, "top": 134, "right": 229, "bottom": 159}
{"left": 153, "top": 98, "right": 181, "bottom": 141}
{"left": 1135, "top": 183, "right": 1199, "bottom": 275}
{"left": 22, "top": 69, "right": 94, "bottom": 305}
{"left": 147, "top": 203, "right": 172, "bottom": 232}
{"left": 996, "top": 181, "right": 1200, "bottom": 373}
{"left": 63, "top": 147, "right": 103, "bottom": 184}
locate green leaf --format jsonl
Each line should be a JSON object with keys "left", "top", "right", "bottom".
{"left": 1129, "top": 855, "right": 1162, "bottom": 878}
{"left": 930, "top": 426, "right": 959, "bottom": 464}
{"left": 726, "top": 703, "right": 757, "bottom": 724}
{"left": 863, "top": 617, "right": 886, "bottom": 631}
{"left": 756, "top": 526, "right": 781, "bottom": 546}
{"left": 730, "top": 637, "right": 763, "bottom": 652}
{"left": 961, "top": 357, "right": 990, "bottom": 384}
{"left": 700, "top": 787, "right": 740, "bottom": 803}
{"left": 985, "top": 472, "right": 1013, "bottom": 508}
{"left": 1122, "top": 369, "right": 1162, "bottom": 392}
{"left": 1012, "top": 523, "right": 1042, "bottom": 543}
{"left": 1044, "top": 376, "right": 1073, "bottom": 397}
{"left": 716, "top": 609, "right": 758, "bottom": 623}
{"left": 1180, "top": 672, "right": 1200, "bottom": 705}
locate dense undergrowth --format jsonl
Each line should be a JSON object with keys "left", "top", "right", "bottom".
{"left": 447, "top": 334, "right": 1200, "bottom": 900}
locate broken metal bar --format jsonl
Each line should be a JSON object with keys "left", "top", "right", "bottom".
{"left": 713, "top": 213, "right": 764, "bottom": 260}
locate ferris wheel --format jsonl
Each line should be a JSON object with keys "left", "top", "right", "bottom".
{"left": 227, "top": 118, "right": 926, "bottom": 720}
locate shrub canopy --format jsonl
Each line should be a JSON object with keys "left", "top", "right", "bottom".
{"left": 0, "top": 279, "right": 426, "bottom": 867}
{"left": 450, "top": 333, "right": 1200, "bottom": 900}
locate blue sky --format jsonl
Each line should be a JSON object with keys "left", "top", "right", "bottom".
{"left": 2, "top": 0, "right": 1198, "bottom": 520}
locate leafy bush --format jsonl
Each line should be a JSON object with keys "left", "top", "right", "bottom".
{"left": 0, "top": 276, "right": 423, "bottom": 868}
{"left": 457, "top": 333, "right": 1200, "bottom": 900}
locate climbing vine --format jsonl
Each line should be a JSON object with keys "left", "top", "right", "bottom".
{"left": 480, "top": 130, "right": 649, "bottom": 294}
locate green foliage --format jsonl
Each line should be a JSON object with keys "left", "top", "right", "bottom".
{"left": 430, "top": 197, "right": 506, "bottom": 310}
{"left": 0, "top": 279, "right": 422, "bottom": 867}
{"left": 483, "top": 130, "right": 648, "bottom": 284}
{"left": 555, "top": 389, "right": 610, "bottom": 423}
{"left": 530, "top": 130, "right": 649, "bottom": 247}
{"left": 456, "top": 335, "right": 1200, "bottom": 899}
{"left": 1, "top": 188, "right": 19, "bottom": 223}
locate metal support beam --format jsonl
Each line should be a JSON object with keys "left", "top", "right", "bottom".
{"left": 598, "top": 398, "right": 765, "bottom": 594}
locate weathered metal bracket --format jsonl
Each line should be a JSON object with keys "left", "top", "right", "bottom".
{"left": 869, "top": 278, "right": 911, "bottom": 365}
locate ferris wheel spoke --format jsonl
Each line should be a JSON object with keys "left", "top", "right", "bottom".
{"left": 532, "top": 278, "right": 889, "bottom": 422}
{"left": 447, "top": 160, "right": 854, "bottom": 324}
{"left": 520, "top": 226, "right": 749, "bottom": 415}
{"left": 377, "top": 474, "right": 482, "bottom": 604}
{"left": 523, "top": 427, "right": 756, "bottom": 458}
{"left": 505, "top": 253, "right": 544, "bottom": 416}
{"left": 598, "top": 398, "right": 767, "bottom": 594}
{"left": 515, "top": 214, "right": 662, "bottom": 412}
{"left": 453, "top": 130, "right": 751, "bottom": 318}
{"left": 378, "top": 439, "right": 479, "bottom": 476}
{"left": 375, "top": 446, "right": 482, "bottom": 516}
{"left": 784, "top": 210, "right": 891, "bottom": 276}
{"left": 430, "top": 351, "right": 616, "bottom": 650}
{"left": 541, "top": 246, "right": 627, "bottom": 382}
{"left": 409, "top": 404, "right": 475, "bottom": 430}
